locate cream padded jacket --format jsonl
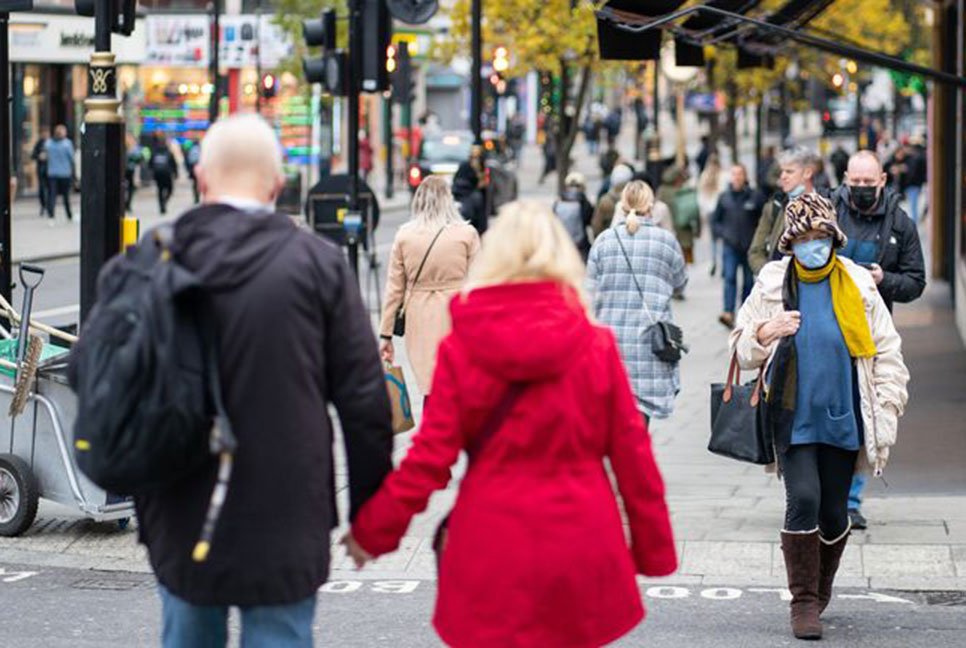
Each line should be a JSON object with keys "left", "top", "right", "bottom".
{"left": 728, "top": 256, "right": 910, "bottom": 475}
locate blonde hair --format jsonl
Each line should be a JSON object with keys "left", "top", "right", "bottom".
{"left": 410, "top": 175, "right": 464, "bottom": 230}
{"left": 619, "top": 180, "right": 655, "bottom": 235}
{"left": 465, "top": 199, "right": 586, "bottom": 305}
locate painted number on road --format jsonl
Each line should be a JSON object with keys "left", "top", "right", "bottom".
{"left": 320, "top": 580, "right": 421, "bottom": 594}
{"left": 0, "top": 567, "right": 39, "bottom": 583}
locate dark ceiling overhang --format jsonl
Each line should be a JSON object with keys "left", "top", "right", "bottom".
{"left": 596, "top": 2, "right": 966, "bottom": 88}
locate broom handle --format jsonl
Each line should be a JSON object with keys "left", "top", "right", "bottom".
{"left": 0, "top": 294, "right": 79, "bottom": 344}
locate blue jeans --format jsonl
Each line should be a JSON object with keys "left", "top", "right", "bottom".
{"left": 722, "top": 243, "right": 753, "bottom": 314}
{"left": 848, "top": 474, "right": 866, "bottom": 511}
{"left": 905, "top": 185, "right": 921, "bottom": 224}
{"left": 159, "top": 585, "right": 316, "bottom": 648}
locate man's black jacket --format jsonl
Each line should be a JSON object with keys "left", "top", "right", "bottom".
{"left": 135, "top": 204, "right": 393, "bottom": 606}
{"left": 711, "top": 184, "right": 765, "bottom": 253}
{"left": 831, "top": 185, "right": 926, "bottom": 311}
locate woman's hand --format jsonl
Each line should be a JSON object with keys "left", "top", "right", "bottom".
{"left": 341, "top": 532, "right": 373, "bottom": 570}
{"left": 756, "top": 311, "right": 802, "bottom": 347}
{"left": 380, "top": 339, "right": 394, "bottom": 365}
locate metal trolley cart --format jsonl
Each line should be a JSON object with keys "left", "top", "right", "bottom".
{"left": 0, "top": 266, "right": 133, "bottom": 536}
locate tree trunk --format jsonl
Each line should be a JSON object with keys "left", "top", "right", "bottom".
{"left": 556, "top": 63, "right": 594, "bottom": 195}
{"left": 725, "top": 81, "right": 738, "bottom": 156}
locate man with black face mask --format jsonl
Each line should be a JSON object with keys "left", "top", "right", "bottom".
{"left": 831, "top": 149, "right": 925, "bottom": 531}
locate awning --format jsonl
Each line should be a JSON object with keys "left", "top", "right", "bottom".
{"left": 596, "top": 1, "right": 966, "bottom": 88}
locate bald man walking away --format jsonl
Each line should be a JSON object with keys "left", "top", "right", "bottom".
{"left": 831, "top": 149, "right": 925, "bottom": 532}
{"left": 133, "top": 114, "right": 394, "bottom": 647}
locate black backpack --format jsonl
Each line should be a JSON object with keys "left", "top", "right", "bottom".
{"left": 68, "top": 226, "right": 234, "bottom": 496}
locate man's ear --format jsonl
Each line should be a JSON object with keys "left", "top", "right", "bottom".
{"left": 879, "top": 171, "right": 888, "bottom": 187}
{"left": 195, "top": 166, "right": 208, "bottom": 201}
{"left": 803, "top": 166, "right": 814, "bottom": 181}
{"left": 270, "top": 174, "right": 285, "bottom": 203}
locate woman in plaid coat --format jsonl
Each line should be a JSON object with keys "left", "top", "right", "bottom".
{"left": 588, "top": 181, "right": 689, "bottom": 420}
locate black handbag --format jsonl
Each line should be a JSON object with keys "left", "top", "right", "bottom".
{"left": 613, "top": 227, "right": 689, "bottom": 364}
{"left": 393, "top": 227, "right": 445, "bottom": 337}
{"left": 708, "top": 354, "right": 774, "bottom": 465}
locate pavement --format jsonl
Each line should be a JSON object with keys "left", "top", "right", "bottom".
{"left": 0, "top": 124, "right": 966, "bottom": 616}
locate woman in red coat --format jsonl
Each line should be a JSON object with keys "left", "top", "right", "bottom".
{"left": 346, "top": 200, "right": 677, "bottom": 647}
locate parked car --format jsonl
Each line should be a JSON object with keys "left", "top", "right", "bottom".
{"left": 822, "top": 97, "right": 858, "bottom": 134}
{"left": 409, "top": 130, "right": 518, "bottom": 213}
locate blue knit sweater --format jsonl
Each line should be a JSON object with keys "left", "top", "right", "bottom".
{"left": 790, "top": 279, "right": 862, "bottom": 450}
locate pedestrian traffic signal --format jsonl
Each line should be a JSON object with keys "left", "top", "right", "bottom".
{"left": 303, "top": 9, "right": 346, "bottom": 96}
{"left": 74, "top": 0, "right": 136, "bottom": 36}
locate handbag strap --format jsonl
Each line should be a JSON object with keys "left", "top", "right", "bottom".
{"left": 613, "top": 227, "right": 657, "bottom": 328}
{"left": 722, "top": 352, "right": 764, "bottom": 406}
{"left": 466, "top": 383, "right": 528, "bottom": 463}
{"left": 401, "top": 226, "right": 446, "bottom": 313}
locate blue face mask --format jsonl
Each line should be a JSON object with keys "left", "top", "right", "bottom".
{"left": 788, "top": 184, "right": 807, "bottom": 199}
{"left": 793, "top": 238, "right": 833, "bottom": 269}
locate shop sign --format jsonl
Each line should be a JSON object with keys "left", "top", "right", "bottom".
{"left": 145, "top": 15, "right": 294, "bottom": 68}
{"left": 9, "top": 13, "right": 146, "bottom": 64}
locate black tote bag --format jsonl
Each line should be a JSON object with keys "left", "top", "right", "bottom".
{"left": 708, "top": 354, "right": 774, "bottom": 465}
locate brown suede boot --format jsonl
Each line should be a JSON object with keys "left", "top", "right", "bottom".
{"left": 781, "top": 530, "right": 823, "bottom": 640}
{"left": 818, "top": 527, "right": 851, "bottom": 615}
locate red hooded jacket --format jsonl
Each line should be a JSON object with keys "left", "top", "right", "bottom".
{"left": 352, "top": 281, "right": 676, "bottom": 647}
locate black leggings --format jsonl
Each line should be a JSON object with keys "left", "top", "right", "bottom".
{"left": 783, "top": 443, "right": 857, "bottom": 538}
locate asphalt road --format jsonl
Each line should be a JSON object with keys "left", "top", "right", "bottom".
{"left": 0, "top": 563, "right": 962, "bottom": 647}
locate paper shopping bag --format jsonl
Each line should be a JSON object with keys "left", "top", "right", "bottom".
{"left": 385, "top": 364, "right": 415, "bottom": 434}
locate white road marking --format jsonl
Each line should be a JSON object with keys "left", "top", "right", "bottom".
{"left": 838, "top": 592, "right": 914, "bottom": 604}
{"left": 0, "top": 567, "right": 39, "bottom": 583}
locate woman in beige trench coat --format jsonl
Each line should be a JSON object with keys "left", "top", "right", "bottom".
{"left": 380, "top": 176, "right": 480, "bottom": 398}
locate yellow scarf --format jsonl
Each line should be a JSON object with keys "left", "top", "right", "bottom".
{"left": 794, "top": 253, "right": 877, "bottom": 358}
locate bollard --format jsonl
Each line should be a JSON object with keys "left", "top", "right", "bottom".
{"left": 121, "top": 214, "right": 139, "bottom": 251}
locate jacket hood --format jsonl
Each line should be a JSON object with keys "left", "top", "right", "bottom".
{"left": 450, "top": 281, "right": 594, "bottom": 382}
{"left": 174, "top": 203, "right": 299, "bottom": 290}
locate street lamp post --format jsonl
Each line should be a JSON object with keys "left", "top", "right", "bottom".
{"left": 79, "top": 0, "right": 124, "bottom": 323}
{"left": 0, "top": 10, "right": 12, "bottom": 311}
{"left": 471, "top": 0, "right": 482, "bottom": 144}
{"left": 209, "top": 0, "right": 221, "bottom": 124}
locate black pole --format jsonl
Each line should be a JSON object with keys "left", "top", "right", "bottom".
{"left": 652, "top": 61, "right": 660, "bottom": 135}
{"left": 255, "top": 0, "right": 262, "bottom": 114}
{"left": 755, "top": 100, "right": 763, "bottom": 183}
{"left": 855, "top": 84, "right": 862, "bottom": 151}
{"left": 80, "top": 0, "right": 124, "bottom": 323}
{"left": 383, "top": 95, "right": 392, "bottom": 199}
{"left": 471, "top": 0, "right": 482, "bottom": 144}
{"left": 346, "top": 0, "right": 361, "bottom": 277}
{"left": 0, "top": 13, "right": 11, "bottom": 310}
{"left": 209, "top": 0, "right": 221, "bottom": 124}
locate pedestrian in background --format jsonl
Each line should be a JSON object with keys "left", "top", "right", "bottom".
{"left": 712, "top": 163, "right": 765, "bottom": 328}
{"left": 540, "top": 124, "right": 557, "bottom": 184}
{"left": 124, "top": 134, "right": 142, "bottom": 213}
{"left": 730, "top": 194, "right": 909, "bottom": 640}
{"left": 748, "top": 146, "right": 819, "bottom": 274}
{"left": 136, "top": 114, "right": 393, "bottom": 647}
{"left": 183, "top": 139, "right": 201, "bottom": 204}
{"left": 658, "top": 165, "right": 701, "bottom": 265}
{"left": 588, "top": 180, "right": 688, "bottom": 421}
{"left": 831, "top": 149, "right": 925, "bottom": 530}
{"left": 452, "top": 157, "right": 485, "bottom": 235}
{"left": 30, "top": 127, "right": 49, "bottom": 217}
{"left": 359, "top": 130, "right": 373, "bottom": 183}
{"left": 380, "top": 176, "right": 480, "bottom": 404}
{"left": 553, "top": 171, "right": 594, "bottom": 260}
{"left": 591, "top": 163, "right": 634, "bottom": 239}
{"left": 44, "top": 124, "right": 74, "bottom": 222}
{"left": 347, "top": 201, "right": 677, "bottom": 648}
{"left": 150, "top": 136, "right": 178, "bottom": 215}
{"left": 698, "top": 152, "right": 723, "bottom": 275}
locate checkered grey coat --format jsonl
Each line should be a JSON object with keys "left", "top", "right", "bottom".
{"left": 587, "top": 219, "right": 688, "bottom": 418}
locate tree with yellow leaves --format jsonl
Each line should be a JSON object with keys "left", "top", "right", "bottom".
{"left": 446, "top": 0, "right": 603, "bottom": 192}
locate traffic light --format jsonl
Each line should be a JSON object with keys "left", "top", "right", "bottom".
{"left": 391, "top": 42, "right": 414, "bottom": 105}
{"left": 303, "top": 9, "right": 346, "bottom": 96}
{"left": 386, "top": 44, "right": 397, "bottom": 74}
{"left": 492, "top": 46, "right": 509, "bottom": 73}
{"left": 360, "top": 0, "right": 392, "bottom": 93}
{"left": 260, "top": 73, "right": 277, "bottom": 99}
{"left": 74, "top": 0, "right": 136, "bottom": 36}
